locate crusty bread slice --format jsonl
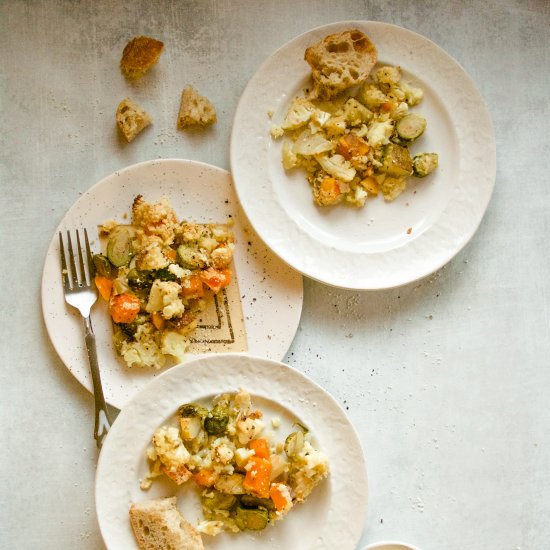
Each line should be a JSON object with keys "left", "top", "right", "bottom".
{"left": 116, "top": 98, "right": 152, "bottom": 142}
{"left": 177, "top": 86, "right": 217, "bottom": 129}
{"left": 304, "top": 29, "right": 377, "bottom": 99}
{"left": 129, "top": 497, "right": 204, "bottom": 550}
{"left": 120, "top": 36, "right": 164, "bottom": 79}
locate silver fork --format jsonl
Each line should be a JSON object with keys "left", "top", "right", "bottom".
{"left": 59, "top": 229, "right": 113, "bottom": 449}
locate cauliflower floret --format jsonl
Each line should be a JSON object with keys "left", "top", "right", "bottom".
{"left": 146, "top": 280, "right": 185, "bottom": 319}
{"left": 167, "top": 263, "right": 189, "bottom": 279}
{"left": 314, "top": 154, "right": 356, "bottom": 182}
{"left": 160, "top": 331, "right": 189, "bottom": 362}
{"left": 236, "top": 417, "right": 265, "bottom": 445}
{"left": 120, "top": 322, "right": 165, "bottom": 369}
{"left": 377, "top": 65, "right": 401, "bottom": 85}
{"left": 282, "top": 139, "right": 300, "bottom": 170}
{"left": 234, "top": 447, "right": 256, "bottom": 469}
{"left": 210, "top": 244, "right": 234, "bottom": 269}
{"left": 345, "top": 185, "right": 368, "bottom": 207}
{"left": 366, "top": 119, "right": 394, "bottom": 148}
{"left": 134, "top": 235, "right": 170, "bottom": 271}
{"left": 153, "top": 426, "right": 191, "bottom": 470}
{"left": 357, "top": 83, "right": 388, "bottom": 111}
{"left": 397, "top": 81, "right": 424, "bottom": 106}
{"left": 292, "top": 129, "right": 334, "bottom": 157}
{"left": 281, "top": 98, "right": 317, "bottom": 130}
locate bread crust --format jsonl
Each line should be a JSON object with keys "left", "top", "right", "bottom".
{"left": 120, "top": 36, "right": 164, "bottom": 79}
{"left": 129, "top": 497, "right": 204, "bottom": 550}
{"left": 304, "top": 29, "right": 377, "bottom": 99}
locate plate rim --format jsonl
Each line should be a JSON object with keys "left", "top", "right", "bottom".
{"left": 230, "top": 20, "right": 496, "bottom": 290}
{"left": 95, "top": 352, "right": 369, "bottom": 550}
{"left": 41, "top": 158, "right": 304, "bottom": 409}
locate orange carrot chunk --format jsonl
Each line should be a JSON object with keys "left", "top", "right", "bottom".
{"left": 94, "top": 275, "right": 113, "bottom": 301}
{"left": 248, "top": 438, "right": 270, "bottom": 459}
{"left": 243, "top": 456, "right": 272, "bottom": 499}
{"left": 182, "top": 274, "right": 205, "bottom": 299}
{"left": 200, "top": 267, "right": 231, "bottom": 293}
{"left": 194, "top": 468, "right": 216, "bottom": 487}
{"left": 270, "top": 483, "right": 292, "bottom": 513}
{"left": 109, "top": 293, "right": 140, "bottom": 324}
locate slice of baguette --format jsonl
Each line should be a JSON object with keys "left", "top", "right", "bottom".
{"left": 120, "top": 36, "right": 164, "bottom": 79}
{"left": 177, "top": 86, "right": 217, "bottom": 129}
{"left": 116, "top": 98, "right": 152, "bottom": 142}
{"left": 129, "top": 497, "right": 204, "bottom": 550}
{"left": 304, "top": 29, "right": 378, "bottom": 99}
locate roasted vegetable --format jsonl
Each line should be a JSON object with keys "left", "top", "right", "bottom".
{"left": 233, "top": 506, "right": 269, "bottom": 531}
{"left": 204, "top": 395, "right": 230, "bottom": 435}
{"left": 202, "top": 490, "right": 236, "bottom": 510}
{"left": 92, "top": 253, "right": 113, "bottom": 278}
{"left": 396, "top": 113, "right": 426, "bottom": 141}
{"left": 284, "top": 430, "right": 305, "bottom": 458}
{"left": 413, "top": 152, "right": 439, "bottom": 177}
{"left": 381, "top": 143, "right": 413, "bottom": 178}
{"left": 106, "top": 226, "right": 135, "bottom": 267}
{"left": 109, "top": 293, "right": 141, "bottom": 324}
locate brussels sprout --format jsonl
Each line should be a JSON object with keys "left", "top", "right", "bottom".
{"left": 396, "top": 113, "right": 426, "bottom": 141}
{"left": 233, "top": 506, "right": 269, "bottom": 531}
{"left": 284, "top": 430, "right": 305, "bottom": 458}
{"left": 178, "top": 403, "right": 208, "bottom": 419}
{"left": 413, "top": 153, "right": 439, "bottom": 177}
{"left": 202, "top": 491, "right": 236, "bottom": 511}
{"left": 204, "top": 411, "right": 229, "bottom": 435}
{"left": 106, "top": 226, "right": 135, "bottom": 267}
{"left": 127, "top": 269, "right": 152, "bottom": 290}
{"left": 92, "top": 254, "right": 113, "bottom": 278}
{"left": 177, "top": 245, "right": 207, "bottom": 269}
{"left": 240, "top": 494, "right": 275, "bottom": 511}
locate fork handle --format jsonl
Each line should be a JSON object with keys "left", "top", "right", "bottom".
{"left": 84, "top": 316, "right": 113, "bottom": 449}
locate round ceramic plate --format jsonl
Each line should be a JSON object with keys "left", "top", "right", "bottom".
{"left": 230, "top": 21, "right": 495, "bottom": 289}
{"left": 363, "top": 543, "right": 422, "bottom": 550}
{"left": 41, "top": 159, "right": 303, "bottom": 409}
{"left": 95, "top": 354, "right": 368, "bottom": 550}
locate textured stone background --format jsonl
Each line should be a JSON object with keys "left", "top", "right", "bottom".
{"left": 1, "top": 1, "right": 549, "bottom": 549}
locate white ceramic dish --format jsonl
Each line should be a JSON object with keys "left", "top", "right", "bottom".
{"left": 230, "top": 21, "right": 495, "bottom": 289}
{"left": 364, "top": 543, "right": 422, "bottom": 550}
{"left": 95, "top": 354, "right": 368, "bottom": 550}
{"left": 41, "top": 159, "right": 303, "bottom": 409}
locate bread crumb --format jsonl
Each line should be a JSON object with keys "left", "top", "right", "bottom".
{"left": 116, "top": 98, "right": 152, "bottom": 142}
{"left": 177, "top": 86, "right": 217, "bottom": 129}
{"left": 407, "top": 227, "right": 412, "bottom": 234}
{"left": 120, "top": 36, "right": 164, "bottom": 79}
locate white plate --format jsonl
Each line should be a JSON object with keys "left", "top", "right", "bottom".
{"left": 364, "top": 543, "right": 422, "bottom": 550}
{"left": 41, "top": 159, "right": 303, "bottom": 409}
{"left": 230, "top": 21, "right": 496, "bottom": 289}
{"left": 95, "top": 354, "right": 368, "bottom": 550}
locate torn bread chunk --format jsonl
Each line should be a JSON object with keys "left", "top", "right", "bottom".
{"left": 120, "top": 35, "right": 164, "bottom": 79}
{"left": 177, "top": 86, "right": 217, "bottom": 128}
{"left": 116, "top": 98, "right": 152, "bottom": 142}
{"left": 304, "top": 29, "right": 377, "bottom": 99}
{"left": 129, "top": 497, "right": 204, "bottom": 550}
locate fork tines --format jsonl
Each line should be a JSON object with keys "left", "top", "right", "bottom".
{"left": 59, "top": 229, "right": 94, "bottom": 290}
